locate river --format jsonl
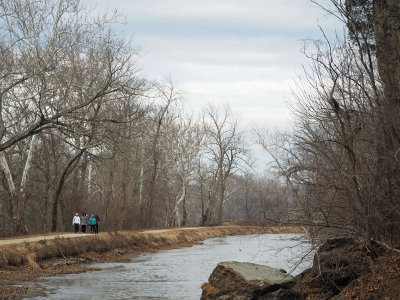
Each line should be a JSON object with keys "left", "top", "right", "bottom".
{"left": 21, "top": 233, "right": 313, "bottom": 300}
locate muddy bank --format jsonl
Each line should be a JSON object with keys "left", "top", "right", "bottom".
{"left": 201, "top": 236, "right": 400, "bottom": 300}
{"left": 0, "top": 225, "right": 302, "bottom": 299}
{"left": 290, "top": 237, "right": 400, "bottom": 299}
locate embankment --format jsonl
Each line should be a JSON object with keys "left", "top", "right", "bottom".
{"left": 201, "top": 236, "right": 400, "bottom": 300}
{"left": 0, "top": 225, "right": 303, "bottom": 299}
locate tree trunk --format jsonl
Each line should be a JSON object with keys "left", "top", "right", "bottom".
{"left": 373, "top": 0, "right": 400, "bottom": 243}
{"left": 199, "top": 182, "right": 205, "bottom": 225}
{"left": 103, "top": 163, "right": 114, "bottom": 228}
{"left": 0, "top": 135, "right": 38, "bottom": 234}
{"left": 138, "top": 136, "right": 145, "bottom": 209}
{"left": 51, "top": 150, "right": 83, "bottom": 232}
{"left": 245, "top": 179, "right": 251, "bottom": 221}
{"left": 374, "top": 1, "right": 400, "bottom": 103}
{"left": 181, "top": 187, "right": 187, "bottom": 226}
{"left": 41, "top": 157, "right": 51, "bottom": 233}
{"left": 216, "top": 180, "right": 225, "bottom": 225}
{"left": 120, "top": 161, "right": 129, "bottom": 230}
{"left": 172, "top": 179, "right": 186, "bottom": 226}
{"left": 0, "top": 152, "right": 17, "bottom": 227}
{"left": 206, "top": 158, "right": 223, "bottom": 224}
{"left": 79, "top": 152, "right": 88, "bottom": 204}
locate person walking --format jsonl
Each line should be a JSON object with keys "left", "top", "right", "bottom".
{"left": 89, "top": 214, "right": 96, "bottom": 233}
{"left": 81, "top": 212, "right": 88, "bottom": 234}
{"left": 94, "top": 214, "right": 100, "bottom": 234}
{"left": 72, "top": 213, "right": 80, "bottom": 233}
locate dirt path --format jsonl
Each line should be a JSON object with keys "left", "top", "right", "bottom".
{"left": 0, "top": 226, "right": 201, "bottom": 246}
{"left": 0, "top": 233, "right": 93, "bottom": 246}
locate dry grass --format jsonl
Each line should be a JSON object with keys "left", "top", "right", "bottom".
{"left": 0, "top": 225, "right": 302, "bottom": 269}
{"left": 0, "top": 225, "right": 303, "bottom": 300}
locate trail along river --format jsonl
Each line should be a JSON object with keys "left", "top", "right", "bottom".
{"left": 21, "top": 233, "right": 313, "bottom": 300}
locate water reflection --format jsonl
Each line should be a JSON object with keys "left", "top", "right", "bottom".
{"left": 21, "top": 233, "right": 312, "bottom": 300}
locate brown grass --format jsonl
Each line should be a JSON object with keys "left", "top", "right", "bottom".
{"left": 0, "top": 225, "right": 303, "bottom": 269}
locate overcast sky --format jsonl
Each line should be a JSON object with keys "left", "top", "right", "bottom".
{"left": 88, "top": 0, "right": 341, "bottom": 130}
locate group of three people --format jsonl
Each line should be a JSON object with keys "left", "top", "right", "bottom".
{"left": 72, "top": 212, "right": 100, "bottom": 234}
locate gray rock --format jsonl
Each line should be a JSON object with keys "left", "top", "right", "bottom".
{"left": 201, "top": 261, "right": 295, "bottom": 300}
{"left": 218, "top": 262, "right": 293, "bottom": 283}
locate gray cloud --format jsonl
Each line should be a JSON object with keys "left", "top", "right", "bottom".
{"left": 89, "top": 0, "right": 341, "bottom": 129}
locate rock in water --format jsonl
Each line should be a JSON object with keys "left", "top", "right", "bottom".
{"left": 201, "top": 261, "right": 296, "bottom": 300}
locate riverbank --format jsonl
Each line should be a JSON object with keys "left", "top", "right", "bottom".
{"left": 0, "top": 225, "right": 303, "bottom": 299}
{"left": 201, "top": 236, "right": 400, "bottom": 300}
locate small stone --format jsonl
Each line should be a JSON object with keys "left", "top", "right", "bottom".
{"left": 116, "top": 249, "right": 125, "bottom": 255}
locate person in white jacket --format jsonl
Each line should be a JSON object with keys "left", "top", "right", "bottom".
{"left": 72, "top": 213, "right": 80, "bottom": 233}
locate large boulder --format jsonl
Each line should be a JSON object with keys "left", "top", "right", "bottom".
{"left": 201, "top": 261, "right": 298, "bottom": 300}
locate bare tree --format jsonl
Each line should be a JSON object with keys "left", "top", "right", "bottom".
{"left": 0, "top": 0, "right": 137, "bottom": 150}
{"left": 202, "top": 104, "right": 247, "bottom": 225}
{"left": 0, "top": 0, "right": 146, "bottom": 234}
{"left": 141, "top": 79, "right": 180, "bottom": 228}
{"left": 166, "top": 117, "right": 203, "bottom": 226}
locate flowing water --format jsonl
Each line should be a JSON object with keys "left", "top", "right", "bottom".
{"left": 21, "top": 233, "right": 313, "bottom": 300}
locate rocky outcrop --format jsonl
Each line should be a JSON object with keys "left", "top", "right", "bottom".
{"left": 201, "top": 261, "right": 299, "bottom": 300}
{"left": 201, "top": 237, "right": 390, "bottom": 299}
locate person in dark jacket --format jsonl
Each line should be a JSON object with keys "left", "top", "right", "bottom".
{"left": 89, "top": 214, "right": 96, "bottom": 233}
{"left": 94, "top": 214, "right": 100, "bottom": 234}
{"left": 81, "top": 212, "right": 88, "bottom": 234}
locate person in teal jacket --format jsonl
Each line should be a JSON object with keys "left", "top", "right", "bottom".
{"left": 89, "top": 214, "right": 97, "bottom": 234}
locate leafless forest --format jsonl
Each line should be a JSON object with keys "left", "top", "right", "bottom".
{"left": 0, "top": 0, "right": 291, "bottom": 236}
{"left": 0, "top": 0, "right": 399, "bottom": 253}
